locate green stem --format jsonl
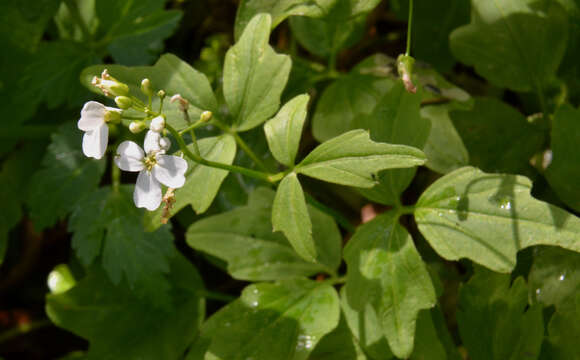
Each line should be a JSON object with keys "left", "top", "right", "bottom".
{"left": 166, "top": 124, "right": 280, "bottom": 184}
{"left": 406, "top": 0, "right": 414, "bottom": 56}
{"left": 63, "top": 0, "right": 92, "bottom": 41}
{"left": 535, "top": 81, "right": 548, "bottom": 122}
{"left": 112, "top": 157, "right": 121, "bottom": 193}
{"left": 0, "top": 319, "right": 53, "bottom": 344}
{"left": 178, "top": 121, "right": 207, "bottom": 135}
{"left": 304, "top": 193, "right": 356, "bottom": 233}
{"left": 198, "top": 290, "right": 237, "bottom": 302}
{"left": 213, "top": 120, "right": 271, "bottom": 172}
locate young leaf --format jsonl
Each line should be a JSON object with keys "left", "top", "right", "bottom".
{"left": 264, "top": 94, "right": 309, "bottom": 167}
{"left": 457, "top": 268, "right": 544, "bottom": 360}
{"left": 272, "top": 173, "right": 315, "bottom": 262}
{"left": 545, "top": 104, "right": 580, "bottom": 212}
{"left": 450, "top": 0, "right": 568, "bottom": 92}
{"left": 296, "top": 129, "right": 426, "bottom": 188}
{"left": 82, "top": 54, "right": 217, "bottom": 130}
{"left": 312, "top": 55, "right": 396, "bottom": 142}
{"left": 46, "top": 255, "right": 205, "bottom": 360}
{"left": 223, "top": 13, "right": 292, "bottom": 132}
{"left": 187, "top": 188, "right": 341, "bottom": 280}
{"left": 415, "top": 166, "right": 580, "bottom": 273}
{"left": 187, "top": 279, "right": 340, "bottom": 360}
{"left": 343, "top": 212, "right": 436, "bottom": 358}
{"left": 355, "top": 82, "right": 430, "bottom": 205}
{"left": 422, "top": 105, "right": 469, "bottom": 174}
{"left": 69, "top": 186, "right": 177, "bottom": 308}
{"left": 27, "top": 123, "right": 106, "bottom": 231}
{"left": 450, "top": 97, "right": 545, "bottom": 175}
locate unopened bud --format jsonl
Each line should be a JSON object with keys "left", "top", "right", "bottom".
{"left": 104, "top": 109, "right": 122, "bottom": 124}
{"left": 170, "top": 94, "right": 189, "bottom": 112}
{"left": 150, "top": 115, "right": 165, "bottom": 132}
{"left": 129, "top": 121, "right": 146, "bottom": 133}
{"left": 157, "top": 90, "right": 166, "bottom": 99}
{"left": 114, "top": 96, "right": 132, "bottom": 109}
{"left": 92, "top": 69, "right": 129, "bottom": 97}
{"left": 396, "top": 54, "right": 417, "bottom": 94}
{"left": 159, "top": 137, "right": 171, "bottom": 151}
{"left": 141, "top": 78, "right": 154, "bottom": 97}
{"left": 200, "top": 111, "right": 213, "bottom": 122}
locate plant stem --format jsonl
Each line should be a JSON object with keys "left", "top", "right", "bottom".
{"left": 535, "top": 81, "right": 549, "bottom": 122}
{"left": 304, "top": 193, "right": 356, "bottom": 233}
{"left": 406, "top": 0, "right": 414, "bottom": 56}
{"left": 112, "top": 157, "right": 121, "bottom": 193}
{"left": 0, "top": 319, "right": 53, "bottom": 344}
{"left": 165, "top": 124, "right": 280, "bottom": 184}
{"left": 198, "top": 290, "right": 237, "bottom": 302}
{"left": 63, "top": 0, "right": 92, "bottom": 41}
{"left": 178, "top": 121, "right": 207, "bottom": 135}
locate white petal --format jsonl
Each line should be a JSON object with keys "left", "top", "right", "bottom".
{"left": 149, "top": 116, "right": 165, "bottom": 132}
{"left": 152, "top": 155, "right": 188, "bottom": 188}
{"left": 78, "top": 101, "right": 106, "bottom": 131}
{"left": 134, "top": 170, "right": 162, "bottom": 211}
{"left": 115, "top": 141, "right": 145, "bottom": 172}
{"left": 82, "top": 123, "right": 108, "bottom": 159}
{"left": 144, "top": 130, "right": 162, "bottom": 154}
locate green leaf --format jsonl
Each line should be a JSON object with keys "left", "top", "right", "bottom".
{"left": 456, "top": 268, "right": 544, "bottom": 360}
{"left": 69, "top": 186, "right": 177, "bottom": 308}
{"left": 82, "top": 54, "right": 218, "bottom": 130}
{"left": 308, "top": 315, "right": 368, "bottom": 360}
{"left": 409, "top": 310, "right": 451, "bottom": 360}
{"left": 27, "top": 123, "right": 106, "bottom": 231}
{"left": 340, "top": 287, "right": 394, "bottom": 360}
{"left": 312, "top": 55, "right": 396, "bottom": 142}
{"left": 545, "top": 295, "right": 580, "bottom": 360}
{"left": 264, "top": 94, "right": 309, "bottom": 167}
{"left": 450, "top": 97, "right": 545, "bottom": 175}
{"left": 415, "top": 166, "right": 580, "bottom": 273}
{"left": 390, "top": 0, "right": 470, "bottom": 72}
{"left": 422, "top": 105, "right": 469, "bottom": 174}
{"left": 187, "top": 188, "right": 341, "bottom": 280}
{"left": 223, "top": 14, "right": 292, "bottom": 132}
{"left": 529, "top": 246, "right": 580, "bottom": 312}
{"left": 234, "top": 0, "right": 329, "bottom": 40}
{"left": 355, "top": 82, "right": 430, "bottom": 205}
{"left": 54, "top": 0, "right": 98, "bottom": 41}
{"left": 296, "top": 129, "right": 426, "bottom": 188}
{"left": 46, "top": 254, "right": 205, "bottom": 360}
{"left": 343, "top": 212, "right": 436, "bottom": 358}
{"left": 146, "top": 135, "right": 237, "bottom": 229}
{"left": 187, "top": 279, "right": 340, "bottom": 360}
{"left": 272, "top": 173, "right": 315, "bottom": 262}
{"left": 21, "top": 41, "right": 99, "bottom": 108}
{"left": 545, "top": 104, "right": 580, "bottom": 212}
{"left": 449, "top": 0, "right": 568, "bottom": 91}
{"left": 414, "top": 66, "right": 473, "bottom": 108}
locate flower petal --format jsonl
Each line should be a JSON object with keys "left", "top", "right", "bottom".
{"left": 78, "top": 101, "right": 106, "bottom": 131}
{"left": 152, "top": 155, "right": 188, "bottom": 188}
{"left": 144, "top": 130, "right": 162, "bottom": 154}
{"left": 115, "top": 141, "right": 145, "bottom": 172}
{"left": 82, "top": 123, "right": 108, "bottom": 160}
{"left": 134, "top": 170, "right": 162, "bottom": 211}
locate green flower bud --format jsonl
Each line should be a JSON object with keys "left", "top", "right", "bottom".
{"left": 104, "top": 109, "right": 122, "bottom": 124}
{"left": 141, "top": 78, "right": 154, "bottom": 97}
{"left": 129, "top": 121, "right": 146, "bottom": 133}
{"left": 114, "top": 96, "right": 132, "bottom": 109}
{"left": 396, "top": 54, "right": 416, "bottom": 94}
{"left": 157, "top": 90, "right": 166, "bottom": 99}
{"left": 200, "top": 110, "right": 213, "bottom": 122}
{"left": 92, "top": 69, "right": 129, "bottom": 97}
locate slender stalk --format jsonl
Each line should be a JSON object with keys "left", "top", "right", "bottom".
{"left": 178, "top": 121, "right": 207, "bottom": 135}
{"left": 165, "top": 124, "right": 280, "bottom": 183}
{"left": 406, "top": 0, "right": 414, "bottom": 56}
{"left": 63, "top": 0, "right": 92, "bottom": 41}
{"left": 304, "top": 193, "right": 356, "bottom": 233}
{"left": 112, "top": 157, "right": 121, "bottom": 193}
{"left": 535, "top": 81, "right": 548, "bottom": 122}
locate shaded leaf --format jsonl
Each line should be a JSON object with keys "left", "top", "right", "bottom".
{"left": 296, "top": 129, "right": 426, "bottom": 188}
{"left": 46, "top": 255, "right": 205, "bottom": 360}
{"left": 344, "top": 212, "right": 436, "bottom": 358}
{"left": 187, "top": 279, "right": 339, "bottom": 360}
{"left": 415, "top": 166, "right": 580, "bottom": 273}
{"left": 223, "top": 14, "right": 292, "bottom": 131}
{"left": 308, "top": 315, "right": 368, "bottom": 360}
{"left": 545, "top": 295, "right": 580, "bottom": 360}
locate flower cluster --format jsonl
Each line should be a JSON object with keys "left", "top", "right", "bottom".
{"left": 77, "top": 70, "right": 188, "bottom": 211}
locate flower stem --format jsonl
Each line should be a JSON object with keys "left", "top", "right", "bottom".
{"left": 212, "top": 120, "right": 271, "bottom": 172}
{"left": 112, "top": 157, "right": 121, "bottom": 193}
{"left": 304, "top": 193, "right": 356, "bottom": 233}
{"left": 406, "top": 0, "right": 414, "bottom": 56}
{"left": 165, "top": 124, "right": 280, "bottom": 184}
{"left": 63, "top": 0, "right": 92, "bottom": 41}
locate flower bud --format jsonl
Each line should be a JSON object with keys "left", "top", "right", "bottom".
{"left": 159, "top": 137, "right": 171, "bottom": 151}
{"left": 170, "top": 94, "right": 189, "bottom": 112}
{"left": 92, "top": 69, "right": 129, "bottom": 97}
{"left": 141, "top": 78, "right": 154, "bottom": 97}
{"left": 104, "top": 109, "right": 122, "bottom": 124}
{"left": 200, "top": 110, "right": 213, "bottom": 122}
{"left": 157, "top": 90, "right": 166, "bottom": 99}
{"left": 129, "top": 121, "right": 146, "bottom": 133}
{"left": 114, "top": 96, "right": 132, "bottom": 109}
{"left": 150, "top": 116, "right": 165, "bottom": 132}
{"left": 396, "top": 54, "right": 417, "bottom": 94}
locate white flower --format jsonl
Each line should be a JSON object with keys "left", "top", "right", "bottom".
{"left": 114, "top": 135, "right": 187, "bottom": 211}
{"left": 149, "top": 116, "right": 165, "bottom": 132}
{"left": 77, "top": 101, "right": 121, "bottom": 159}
